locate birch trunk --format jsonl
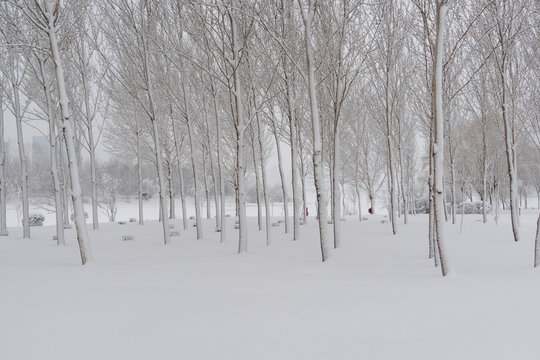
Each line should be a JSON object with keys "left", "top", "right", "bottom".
{"left": 60, "top": 142, "right": 70, "bottom": 228}
{"left": 255, "top": 107, "right": 271, "bottom": 246}
{"left": 8, "top": 54, "right": 30, "bottom": 238}
{"left": 298, "top": 120, "right": 307, "bottom": 224}
{"left": 211, "top": 79, "right": 226, "bottom": 241}
{"left": 81, "top": 60, "right": 99, "bottom": 230}
{"left": 172, "top": 121, "right": 188, "bottom": 230}
{"left": 285, "top": 79, "right": 300, "bottom": 240}
{"left": 168, "top": 163, "right": 175, "bottom": 219}
{"left": 0, "top": 97, "right": 7, "bottom": 234}
{"left": 534, "top": 213, "right": 540, "bottom": 268}
{"left": 46, "top": 4, "right": 92, "bottom": 263}
{"left": 250, "top": 131, "right": 263, "bottom": 230}
{"left": 398, "top": 139, "right": 408, "bottom": 225}
{"left": 385, "top": 74, "right": 397, "bottom": 236}
{"left": 140, "top": 4, "right": 170, "bottom": 245}
{"left": 300, "top": 0, "right": 331, "bottom": 261}
{"left": 137, "top": 137, "right": 144, "bottom": 226}
{"left": 333, "top": 134, "right": 342, "bottom": 247}
{"left": 182, "top": 74, "right": 202, "bottom": 240}
{"left": 270, "top": 117, "right": 290, "bottom": 233}
{"left": 39, "top": 57, "right": 65, "bottom": 245}
{"left": 501, "top": 60, "right": 520, "bottom": 242}
{"left": 355, "top": 181, "right": 362, "bottom": 222}
{"left": 204, "top": 98, "right": 220, "bottom": 230}
{"left": 230, "top": 6, "right": 247, "bottom": 253}
{"left": 432, "top": 0, "right": 451, "bottom": 276}
{"left": 203, "top": 150, "right": 211, "bottom": 219}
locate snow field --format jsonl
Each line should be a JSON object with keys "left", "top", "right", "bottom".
{"left": 1, "top": 212, "right": 539, "bottom": 360}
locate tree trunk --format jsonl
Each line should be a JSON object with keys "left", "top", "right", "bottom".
{"left": 47, "top": 9, "right": 92, "bottom": 263}
{"left": 136, "top": 128, "right": 144, "bottom": 225}
{"left": 140, "top": 6, "right": 170, "bottom": 245}
{"left": 250, "top": 132, "right": 263, "bottom": 231}
{"left": 333, "top": 133, "right": 342, "bottom": 247}
{"left": 182, "top": 73, "right": 203, "bottom": 240}
{"left": 285, "top": 77, "right": 300, "bottom": 240}
{"left": 82, "top": 71, "right": 99, "bottom": 231}
{"left": 301, "top": 2, "right": 331, "bottom": 261}
{"left": 210, "top": 78, "right": 226, "bottom": 241}
{"left": 534, "top": 213, "right": 540, "bottom": 268}
{"left": 172, "top": 122, "right": 188, "bottom": 230}
{"left": 256, "top": 108, "right": 271, "bottom": 246}
{"left": 270, "top": 113, "right": 290, "bottom": 234}
{"left": 204, "top": 97, "right": 220, "bottom": 230}
{"left": 432, "top": 1, "right": 451, "bottom": 276}
{"left": 168, "top": 162, "right": 175, "bottom": 219}
{"left": 398, "top": 143, "right": 408, "bottom": 225}
{"left": 39, "top": 57, "right": 65, "bottom": 245}
{"left": 384, "top": 73, "right": 397, "bottom": 235}
{"left": 230, "top": 6, "right": 247, "bottom": 253}
{"left": 0, "top": 97, "right": 7, "bottom": 234}
{"left": 9, "top": 56, "right": 30, "bottom": 238}
{"left": 499, "top": 37, "right": 520, "bottom": 242}
{"left": 203, "top": 149, "right": 212, "bottom": 219}
{"left": 355, "top": 181, "right": 362, "bottom": 222}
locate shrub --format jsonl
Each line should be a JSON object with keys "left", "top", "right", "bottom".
{"left": 29, "top": 213, "right": 45, "bottom": 227}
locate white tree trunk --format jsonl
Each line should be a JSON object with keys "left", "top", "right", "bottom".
{"left": 250, "top": 133, "right": 263, "bottom": 231}
{"left": 203, "top": 150, "right": 211, "bottom": 220}
{"left": 256, "top": 113, "right": 272, "bottom": 246}
{"left": 501, "top": 64, "right": 520, "bottom": 242}
{"left": 0, "top": 97, "right": 7, "bottom": 234}
{"left": 211, "top": 79, "right": 226, "bottom": 241}
{"left": 182, "top": 75, "right": 203, "bottom": 240}
{"left": 9, "top": 57, "right": 30, "bottom": 238}
{"left": 333, "top": 134, "right": 342, "bottom": 247}
{"left": 140, "top": 6, "right": 170, "bottom": 245}
{"left": 171, "top": 121, "right": 187, "bottom": 230}
{"left": 136, "top": 121, "right": 144, "bottom": 225}
{"left": 300, "top": 1, "right": 331, "bottom": 261}
{"left": 46, "top": 7, "right": 92, "bottom": 263}
{"left": 285, "top": 80, "right": 300, "bottom": 240}
{"left": 271, "top": 118, "right": 290, "bottom": 234}
{"left": 39, "top": 57, "right": 65, "bottom": 245}
{"left": 432, "top": 1, "right": 451, "bottom": 276}
{"left": 534, "top": 213, "right": 540, "bottom": 268}
{"left": 204, "top": 99, "right": 220, "bottom": 230}
{"left": 81, "top": 66, "right": 99, "bottom": 230}
{"left": 230, "top": 6, "right": 247, "bottom": 253}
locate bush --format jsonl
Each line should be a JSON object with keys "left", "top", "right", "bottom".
{"left": 29, "top": 213, "right": 45, "bottom": 227}
{"left": 459, "top": 201, "right": 491, "bottom": 214}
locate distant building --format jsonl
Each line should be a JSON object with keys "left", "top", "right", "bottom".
{"left": 32, "top": 136, "right": 50, "bottom": 166}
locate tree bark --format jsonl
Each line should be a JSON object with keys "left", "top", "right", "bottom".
{"left": 136, "top": 124, "right": 144, "bottom": 226}
{"left": 182, "top": 72, "right": 203, "bottom": 240}
{"left": 230, "top": 5, "right": 247, "bottom": 253}
{"left": 432, "top": 0, "right": 451, "bottom": 276}
{"left": 8, "top": 53, "right": 30, "bottom": 238}
{"left": 39, "top": 57, "right": 65, "bottom": 245}
{"left": 46, "top": 4, "right": 92, "bottom": 263}
{"left": 0, "top": 97, "right": 7, "bottom": 234}
{"left": 300, "top": 0, "right": 331, "bottom": 261}
{"left": 534, "top": 213, "right": 540, "bottom": 268}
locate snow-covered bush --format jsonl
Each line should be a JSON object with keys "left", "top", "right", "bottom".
{"left": 414, "top": 199, "right": 429, "bottom": 214}
{"left": 459, "top": 202, "right": 491, "bottom": 214}
{"left": 29, "top": 213, "right": 45, "bottom": 227}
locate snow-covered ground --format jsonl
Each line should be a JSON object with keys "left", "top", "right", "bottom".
{"left": 1, "top": 211, "right": 539, "bottom": 360}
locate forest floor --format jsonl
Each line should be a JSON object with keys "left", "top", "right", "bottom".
{"left": 1, "top": 211, "right": 539, "bottom": 360}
